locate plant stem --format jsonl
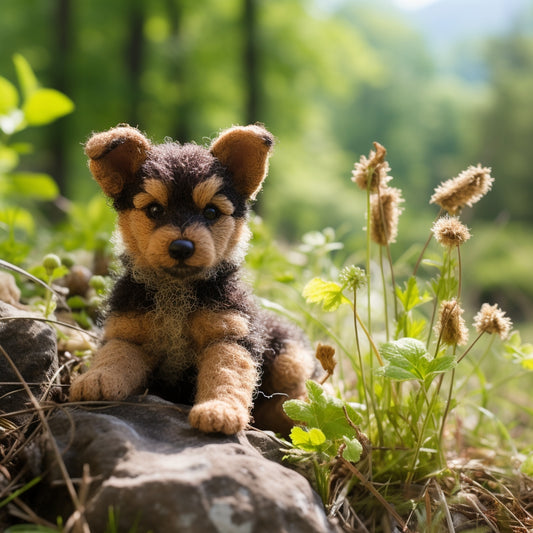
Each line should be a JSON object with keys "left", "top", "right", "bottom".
{"left": 412, "top": 209, "right": 444, "bottom": 277}
{"left": 353, "top": 286, "right": 371, "bottom": 428}
{"left": 366, "top": 182, "right": 372, "bottom": 336}
{"left": 354, "top": 306, "right": 384, "bottom": 367}
{"left": 456, "top": 245, "right": 462, "bottom": 300}
{"left": 379, "top": 246, "right": 390, "bottom": 340}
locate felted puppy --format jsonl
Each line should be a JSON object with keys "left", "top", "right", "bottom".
{"left": 69, "top": 124, "right": 318, "bottom": 435}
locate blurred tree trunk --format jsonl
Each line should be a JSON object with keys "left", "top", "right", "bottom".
{"left": 166, "top": 0, "right": 190, "bottom": 143}
{"left": 243, "top": 0, "right": 259, "bottom": 124}
{"left": 49, "top": 0, "right": 72, "bottom": 200}
{"left": 126, "top": 0, "right": 145, "bottom": 126}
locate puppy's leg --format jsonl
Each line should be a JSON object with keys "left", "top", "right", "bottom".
{"left": 70, "top": 314, "right": 154, "bottom": 401}
{"left": 70, "top": 339, "right": 152, "bottom": 401}
{"left": 188, "top": 310, "right": 257, "bottom": 434}
{"left": 253, "top": 340, "right": 317, "bottom": 436}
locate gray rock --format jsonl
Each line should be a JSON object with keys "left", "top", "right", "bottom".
{"left": 33, "top": 396, "right": 336, "bottom": 533}
{"left": 0, "top": 302, "right": 58, "bottom": 423}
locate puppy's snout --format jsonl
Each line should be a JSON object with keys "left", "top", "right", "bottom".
{"left": 169, "top": 239, "right": 195, "bottom": 261}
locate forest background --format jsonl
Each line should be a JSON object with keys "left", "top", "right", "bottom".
{"left": 1, "top": 0, "right": 533, "bottom": 333}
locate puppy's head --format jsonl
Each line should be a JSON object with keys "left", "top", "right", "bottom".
{"left": 85, "top": 124, "right": 274, "bottom": 279}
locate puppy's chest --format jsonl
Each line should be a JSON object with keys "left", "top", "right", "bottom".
{"left": 144, "top": 290, "right": 198, "bottom": 379}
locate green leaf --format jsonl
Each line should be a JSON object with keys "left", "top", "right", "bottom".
{"left": 521, "top": 454, "right": 533, "bottom": 477}
{"left": 379, "top": 337, "right": 431, "bottom": 381}
{"left": 3, "top": 172, "right": 59, "bottom": 200}
{"left": 0, "top": 207, "right": 35, "bottom": 235}
{"left": 302, "top": 277, "right": 351, "bottom": 312}
{"left": 13, "top": 54, "right": 38, "bottom": 100}
{"left": 23, "top": 88, "right": 74, "bottom": 126}
{"left": 0, "top": 146, "right": 19, "bottom": 174}
{"left": 0, "top": 76, "right": 19, "bottom": 114}
{"left": 342, "top": 436, "right": 363, "bottom": 462}
{"left": 283, "top": 381, "right": 362, "bottom": 441}
{"left": 426, "top": 355, "right": 456, "bottom": 374}
{"left": 395, "top": 277, "right": 432, "bottom": 312}
{"left": 379, "top": 338, "right": 455, "bottom": 381}
{"left": 289, "top": 426, "right": 327, "bottom": 452}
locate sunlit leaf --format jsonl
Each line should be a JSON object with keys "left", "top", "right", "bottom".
{"left": 0, "top": 207, "right": 35, "bottom": 235}
{"left": 342, "top": 436, "right": 362, "bottom": 463}
{"left": 302, "top": 277, "right": 351, "bottom": 312}
{"left": 289, "top": 426, "right": 327, "bottom": 452}
{"left": 0, "top": 146, "right": 19, "bottom": 174}
{"left": 395, "top": 277, "right": 432, "bottom": 312}
{"left": 23, "top": 88, "right": 74, "bottom": 126}
{"left": 283, "top": 381, "right": 362, "bottom": 441}
{"left": 13, "top": 53, "right": 38, "bottom": 100}
{"left": 0, "top": 76, "right": 19, "bottom": 114}
{"left": 3, "top": 172, "right": 59, "bottom": 200}
{"left": 379, "top": 338, "right": 456, "bottom": 382}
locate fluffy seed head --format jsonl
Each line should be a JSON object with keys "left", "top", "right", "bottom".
{"left": 430, "top": 165, "right": 494, "bottom": 215}
{"left": 473, "top": 303, "right": 512, "bottom": 340}
{"left": 435, "top": 299, "right": 469, "bottom": 346}
{"left": 432, "top": 216, "right": 471, "bottom": 248}
{"left": 352, "top": 142, "right": 392, "bottom": 192}
{"left": 370, "top": 186, "right": 404, "bottom": 246}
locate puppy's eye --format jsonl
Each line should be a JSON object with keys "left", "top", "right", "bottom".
{"left": 146, "top": 203, "right": 165, "bottom": 220}
{"left": 203, "top": 205, "right": 220, "bottom": 221}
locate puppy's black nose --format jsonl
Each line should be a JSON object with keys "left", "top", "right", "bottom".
{"left": 168, "top": 239, "right": 195, "bottom": 260}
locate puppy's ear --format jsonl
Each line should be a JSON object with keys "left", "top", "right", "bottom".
{"left": 85, "top": 125, "right": 151, "bottom": 198}
{"left": 210, "top": 125, "right": 274, "bottom": 199}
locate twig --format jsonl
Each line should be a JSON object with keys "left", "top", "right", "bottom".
{"left": 0, "top": 342, "right": 90, "bottom": 532}
{"left": 339, "top": 453, "right": 411, "bottom": 532}
{"left": 0, "top": 316, "right": 99, "bottom": 340}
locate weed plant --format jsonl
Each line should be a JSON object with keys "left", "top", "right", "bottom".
{"left": 259, "top": 143, "right": 533, "bottom": 531}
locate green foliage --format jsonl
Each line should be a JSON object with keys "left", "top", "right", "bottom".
{"left": 302, "top": 278, "right": 351, "bottom": 313}
{"left": 283, "top": 381, "right": 364, "bottom": 503}
{"left": 289, "top": 136, "right": 533, "bottom": 528}
{"left": 284, "top": 381, "right": 362, "bottom": 442}
{"left": 378, "top": 338, "right": 456, "bottom": 382}
{"left": 0, "top": 54, "right": 74, "bottom": 264}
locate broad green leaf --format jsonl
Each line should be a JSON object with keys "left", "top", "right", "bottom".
{"left": 521, "top": 454, "right": 533, "bottom": 477}
{"left": 342, "top": 436, "right": 363, "bottom": 463}
{"left": 29, "top": 264, "right": 69, "bottom": 282}
{"left": 379, "top": 337, "right": 431, "bottom": 381}
{"left": 396, "top": 313, "right": 427, "bottom": 339}
{"left": 0, "top": 146, "right": 19, "bottom": 174}
{"left": 289, "top": 426, "right": 327, "bottom": 452}
{"left": 3, "top": 172, "right": 59, "bottom": 200}
{"left": 395, "top": 277, "right": 432, "bottom": 312}
{"left": 283, "top": 381, "right": 362, "bottom": 441}
{"left": 521, "top": 358, "right": 533, "bottom": 371}
{"left": 0, "top": 76, "right": 19, "bottom": 114}
{"left": 10, "top": 142, "right": 33, "bottom": 155}
{"left": 0, "top": 207, "right": 35, "bottom": 235}
{"left": 13, "top": 54, "right": 38, "bottom": 100}
{"left": 379, "top": 338, "right": 454, "bottom": 381}
{"left": 426, "top": 355, "right": 456, "bottom": 374}
{"left": 23, "top": 88, "right": 74, "bottom": 126}
{"left": 380, "top": 337, "right": 429, "bottom": 365}
{"left": 302, "top": 277, "right": 351, "bottom": 312}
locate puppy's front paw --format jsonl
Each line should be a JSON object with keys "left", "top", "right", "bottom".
{"left": 69, "top": 370, "right": 130, "bottom": 402}
{"left": 189, "top": 400, "right": 249, "bottom": 435}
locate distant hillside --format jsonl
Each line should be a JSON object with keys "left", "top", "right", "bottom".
{"left": 410, "top": 0, "right": 532, "bottom": 50}
{"left": 400, "top": 0, "right": 533, "bottom": 80}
